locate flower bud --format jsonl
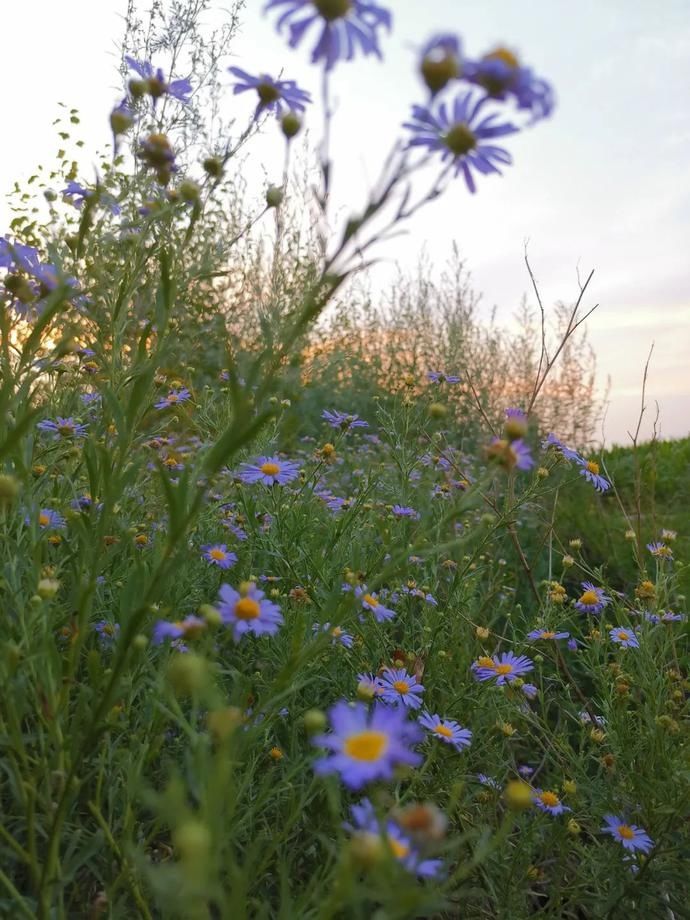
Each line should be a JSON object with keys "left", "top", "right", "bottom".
{"left": 428, "top": 402, "right": 447, "bottom": 419}
{"left": 207, "top": 706, "right": 243, "bottom": 741}
{"left": 349, "top": 831, "right": 384, "bottom": 869}
{"left": 281, "top": 112, "right": 302, "bottom": 139}
{"left": 37, "top": 578, "right": 60, "bottom": 600}
{"left": 173, "top": 820, "right": 211, "bottom": 866}
{"left": 128, "top": 78, "right": 147, "bottom": 99}
{"left": 166, "top": 654, "right": 209, "bottom": 697}
{"left": 567, "top": 819, "right": 581, "bottom": 835}
{"left": 178, "top": 180, "right": 200, "bottom": 203}
{"left": 266, "top": 186, "right": 284, "bottom": 208}
{"left": 303, "top": 709, "right": 327, "bottom": 734}
{"left": 475, "top": 626, "right": 490, "bottom": 640}
{"left": 203, "top": 156, "right": 224, "bottom": 178}
{"left": 199, "top": 604, "right": 222, "bottom": 627}
{"left": 504, "top": 780, "right": 532, "bottom": 811}
{"left": 421, "top": 51, "right": 460, "bottom": 95}
{"left": 0, "top": 473, "right": 21, "bottom": 507}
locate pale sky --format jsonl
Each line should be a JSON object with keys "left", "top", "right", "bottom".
{"left": 2, "top": 0, "right": 689, "bottom": 445}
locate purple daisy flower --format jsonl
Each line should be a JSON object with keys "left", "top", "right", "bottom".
{"left": 154, "top": 388, "right": 191, "bottom": 410}
{"left": 315, "top": 622, "right": 354, "bottom": 648}
{"left": 238, "top": 455, "right": 301, "bottom": 486}
{"left": 311, "top": 700, "right": 422, "bottom": 789}
{"left": 403, "top": 89, "right": 519, "bottom": 194}
{"left": 521, "top": 683, "right": 539, "bottom": 700}
{"left": 472, "top": 651, "right": 534, "bottom": 685}
{"left": 418, "top": 711, "right": 472, "bottom": 751}
{"left": 94, "top": 620, "right": 120, "bottom": 648}
{"left": 61, "top": 181, "right": 121, "bottom": 215}
{"left": 354, "top": 585, "right": 396, "bottom": 622}
{"left": 125, "top": 56, "right": 192, "bottom": 103}
{"left": 201, "top": 544, "right": 238, "bottom": 569}
{"left": 601, "top": 815, "right": 653, "bottom": 854}
{"left": 228, "top": 67, "right": 311, "bottom": 117}
{"left": 609, "top": 627, "right": 639, "bottom": 649}
{"left": 647, "top": 541, "right": 673, "bottom": 562}
{"left": 264, "top": 0, "right": 392, "bottom": 71}
{"left": 391, "top": 504, "right": 419, "bottom": 520}
{"left": 463, "top": 47, "right": 555, "bottom": 123}
{"left": 574, "top": 582, "right": 610, "bottom": 615}
{"left": 542, "top": 433, "right": 582, "bottom": 462}
{"left": 35, "top": 509, "right": 66, "bottom": 530}
{"left": 427, "top": 370, "right": 461, "bottom": 384}
{"left": 152, "top": 615, "right": 206, "bottom": 645}
{"left": 533, "top": 789, "right": 571, "bottom": 816}
{"left": 487, "top": 437, "right": 534, "bottom": 471}
{"left": 37, "top": 416, "right": 88, "bottom": 439}
{"left": 218, "top": 582, "right": 283, "bottom": 641}
{"left": 321, "top": 409, "right": 369, "bottom": 430}
{"left": 379, "top": 668, "right": 425, "bottom": 709}
{"left": 527, "top": 628, "right": 570, "bottom": 642}
{"left": 504, "top": 407, "right": 528, "bottom": 439}
{"left": 418, "top": 33, "right": 462, "bottom": 95}
{"left": 575, "top": 456, "right": 610, "bottom": 492}
{"left": 477, "top": 773, "right": 501, "bottom": 790}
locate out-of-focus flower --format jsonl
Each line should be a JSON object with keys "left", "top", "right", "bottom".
{"left": 404, "top": 90, "right": 519, "bottom": 194}
{"left": 601, "top": 815, "right": 653, "bottom": 853}
{"left": 418, "top": 711, "right": 472, "bottom": 751}
{"left": 314, "top": 622, "right": 354, "bottom": 647}
{"left": 533, "top": 789, "right": 571, "bottom": 816}
{"left": 264, "top": 0, "right": 392, "bottom": 71}
{"left": 427, "top": 370, "right": 461, "bottom": 384}
{"left": 311, "top": 700, "right": 422, "bottom": 789}
{"left": 419, "top": 34, "right": 462, "bottom": 95}
{"left": 647, "top": 541, "right": 673, "bottom": 561}
{"left": 125, "top": 56, "right": 192, "bottom": 104}
{"left": 464, "top": 47, "right": 554, "bottom": 122}
{"left": 153, "top": 615, "right": 206, "bottom": 645}
{"left": 228, "top": 67, "right": 311, "bottom": 118}
{"left": 322, "top": 409, "right": 369, "bottom": 430}
{"left": 154, "top": 388, "right": 191, "bottom": 410}
{"left": 486, "top": 437, "right": 534, "bottom": 471}
{"left": 37, "top": 417, "right": 88, "bottom": 440}
{"left": 354, "top": 585, "right": 396, "bottom": 622}
{"left": 527, "top": 628, "right": 570, "bottom": 642}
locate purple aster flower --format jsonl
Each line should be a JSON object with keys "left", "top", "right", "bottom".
{"left": 218, "top": 582, "right": 283, "bottom": 641}
{"left": 418, "top": 711, "right": 472, "bottom": 751}
{"left": 567, "top": 638, "right": 579, "bottom": 652}
{"left": 238, "top": 455, "right": 301, "bottom": 486}
{"left": 472, "top": 651, "right": 534, "bottom": 685}
{"left": 154, "top": 388, "right": 191, "bottom": 410}
{"left": 527, "top": 628, "right": 570, "bottom": 642}
{"left": 521, "top": 683, "right": 539, "bottom": 700}
{"left": 504, "top": 407, "right": 528, "bottom": 440}
{"left": 418, "top": 34, "right": 462, "bottom": 95}
{"left": 379, "top": 668, "right": 425, "bottom": 709}
{"left": 152, "top": 615, "right": 206, "bottom": 645}
{"left": 575, "top": 456, "right": 610, "bottom": 492}
{"left": 427, "top": 371, "right": 461, "bottom": 384}
{"left": 647, "top": 541, "right": 673, "bottom": 562}
{"left": 542, "top": 433, "right": 582, "bottom": 462}
{"left": 487, "top": 437, "right": 534, "bottom": 471}
{"left": 391, "top": 504, "right": 419, "bottom": 520}
{"left": 201, "top": 544, "right": 238, "bottom": 569}
{"left": 357, "top": 672, "right": 386, "bottom": 698}
{"left": 34, "top": 508, "right": 66, "bottom": 530}
{"left": 354, "top": 585, "right": 396, "bottom": 622}
{"left": 94, "top": 621, "right": 120, "bottom": 648}
{"left": 264, "top": 0, "right": 392, "bottom": 71}
{"left": 125, "top": 56, "right": 192, "bottom": 103}
{"left": 609, "top": 627, "right": 639, "bottom": 649}
{"left": 314, "top": 622, "right": 354, "bottom": 648}
{"left": 228, "top": 67, "right": 311, "bottom": 118}
{"left": 579, "top": 711, "right": 606, "bottom": 726}
{"left": 661, "top": 611, "right": 686, "bottom": 623}
{"left": 71, "top": 494, "right": 102, "bottom": 513}
{"left": 37, "top": 417, "right": 88, "bottom": 439}
{"left": 321, "top": 409, "right": 369, "bottom": 430}
{"left": 311, "top": 700, "right": 422, "bottom": 789}
{"left": 61, "top": 181, "right": 121, "bottom": 215}
{"left": 404, "top": 89, "right": 519, "bottom": 194}
{"left": 601, "top": 815, "right": 653, "bottom": 854}
{"left": 477, "top": 773, "right": 501, "bottom": 790}
{"left": 574, "top": 582, "right": 611, "bottom": 615}
{"left": 533, "top": 789, "right": 571, "bottom": 816}
{"left": 463, "top": 47, "right": 555, "bottom": 123}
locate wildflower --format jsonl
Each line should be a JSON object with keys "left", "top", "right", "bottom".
{"left": 228, "top": 67, "right": 311, "bottom": 118}
{"left": 477, "top": 773, "right": 501, "bottom": 790}
{"left": 521, "top": 683, "right": 538, "bottom": 700}
{"left": 574, "top": 582, "right": 610, "bottom": 615}
{"left": 472, "top": 651, "right": 534, "bottom": 685}
{"left": 485, "top": 437, "right": 534, "bottom": 471}
{"left": 321, "top": 409, "right": 368, "bottom": 430}
{"left": 504, "top": 780, "right": 533, "bottom": 811}
{"left": 419, "top": 34, "right": 462, "bottom": 95}
{"left": 354, "top": 585, "right": 396, "bottom": 622}
{"left": 504, "top": 407, "right": 528, "bottom": 440}
{"left": 600, "top": 816, "right": 653, "bottom": 854}
{"left": 404, "top": 90, "right": 519, "bottom": 194}
{"left": 35, "top": 509, "right": 66, "bottom": 530}
{"left": 61, "top": 180, "right": 121, "bottom": 215}
{"left": 426, "top": 370, "right": 461, "bottom": 384}
{"left": 379, "top": 668, "right": 425, "bottom": 709}
{"left": 357, "top": 673, "right": 385, "bottom": 700}
{"left": 575, "top": 456, "right": 610, "bottom": 492}
{"left": 661, "top": 529, "right": 677, "bottom": 542}
{"left": 37, "top": 416, "right": 88, "bottom": 439}
{"left": 311, "top": 700, "right": 422, "bottom": 789}
{"left": 391, "top": 504, "right": 420, "bottom": 520}
{"left": 527, "top": 628, "right": 570, "bottom": 642}
{"left": 542, "top": 433, "right": 581, "bottom": 462}
{"left": 153, "top": 615, "right": 206, "bottom": 645}
{"left": 418, "top": 711, "right": 472, "bottom": 751}
{"left": 346, "top": 799, "right": 444, "bottom": 877}
{"left": 315, "top": 622, "right": 354, "bottom": 648}
{"left": 264, "top": 0, "right": 392, "bottom": 71}
{"left": 201, "top": 544, "right": 238, "bottom": 569}
{"left": 125, "top": 56, "right": 192, "bottom": 103}
{"left": 218, "top": 581, "right": 283, "bottom": 641}
{"left": 238, "top": 455, "right": 301, "bottom": 486}
{"left": 609, "top": 627, "right": 639, "bottom": 649}
{"left": 635, "top": 580, "right": 655, "bottom": 600}
{"left": 547, "top": 582, "right": 567, "bottom": 604}
{"left": 464, "top": 47, "right": 554, "bottom": 122}
{"left": 138, "top": 133, "right": 177, "bottom": 184}
{"left": 533, "top": 789, "right": 571, "bottom": 816}
{"left": 269, "top": 746, "right": 284, "bottom": 761}
{"left": 94, "top": 621, "right": 120, "bottom": 648}
{"left": 154, "top": 388, "right": 191, "bottom": 409}
{"left": 647, "top": 541, "right": 673, "bottom": 561}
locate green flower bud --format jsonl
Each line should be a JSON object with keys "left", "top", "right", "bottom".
{"left": 303, "top": 709, "right": 327, "bottom": 734}
{"left": 202, "top": 156, "right": 224, "bottom": 178}
{"left": 167, "top": 654, "right": 208, "bottom": 697}
{"left": 281, "top": 112, "right": 302, "bottom": 140}
{"left": 37, "top": 578, "right": 60, "bottom": 600}
{"left": 266, "top": 186, "right": 284, "bottom": 208}
{"left": 0, "top": 473, "right": 21, "bottom": 507}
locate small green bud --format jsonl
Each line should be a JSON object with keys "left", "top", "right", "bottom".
{"left": 281, "top": 112, "right": 302, "bottom": 139}
{"left": 303, "top": 709, "right": 327, "bottom": 734}
{"left": 37, "top": 578, "right": 60, "bottom": 600}
{"left": 179, "top": 180, "right": 200, "bottom": 202}
{"left": 266, "top": 186, "right": 284, "bottom": 208}
{"left": 0, "top": 473, "right": 21, "bottom": 506}
{"left": 428, "top": 402, "right": 447, "bottom": 419}
{"left": 167, "top": 654, "right": 209, "bottom": 697}
{"left": 504, "top": 780, "right": 532, "bottom": 811}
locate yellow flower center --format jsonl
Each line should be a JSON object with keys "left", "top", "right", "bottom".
{"left": 178, "top": 619, "right": 205, "bottom": 639}
{"left": 313, "top": 0, "right": 352, "bottom": 20}
{"left": 388, "top": 836, "right": 410, "bottom": 859}
{"left": 257, "top": 81, "right": 281, "bottom": 105}
{"left": 539, "top": 791, "right": 560, "bottom": 808}
{"left": 392, "top": 680, "right": 410, "bottom": 694}
{"left": 617, "top": 824, "right": 635, "bottom": 840}
{"left": 484, "top": 47, "right": 519, "bottom": 69}
{"left": 540, "top": 631, "right": 556, "bottom": 639}
{"left": 616, "top": 631, "right": 630, "bottom": 641}
{"left": 586, "top": 460, "right": 600, "bottom": 475}
{"left": 579, "top": 590, "right": 599, "bottom": 605}
{"left": 495, "top": 663, "right": 514, "bottom": 676}
{"left": 38, "top": 513, "right": 49, "bottom": 527}
{"left": 209, "top": 548, "right": 227, "bottom": 561}
{"left": 260, "top": 462, "right": 280, "bottom": 476}
{"left": 477, "top": 656, "right": 496, "bottom": 669}
{"left": 444, "top": 122, "right": 477, "bottom": 156}
{"left": 167, "top": 393, "right": 179, "bottom": 402}
{"left": 434, "top": 724, "right": 454, "bottom": 739}
{"left": 343, "top": 730, "right": 389, "bottom": 762}
{"left": 58, "top": 423, "right": 74, "bottom": 435}
{"left": 235, "top": 598, "right": 261, "bottom": 620}
{"left": 331, "top": 626, "right": 343, "bottom": 637}
{"left": 362, "top": 593, "right": 379, "bottom": 608}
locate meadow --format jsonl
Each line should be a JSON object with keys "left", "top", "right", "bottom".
{"left": 1, "top": 2, "right": 688, "bottom": 917}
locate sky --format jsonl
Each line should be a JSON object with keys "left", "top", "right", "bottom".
{"left": 2, "top": 0, "right": 689, "bottom": 445}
